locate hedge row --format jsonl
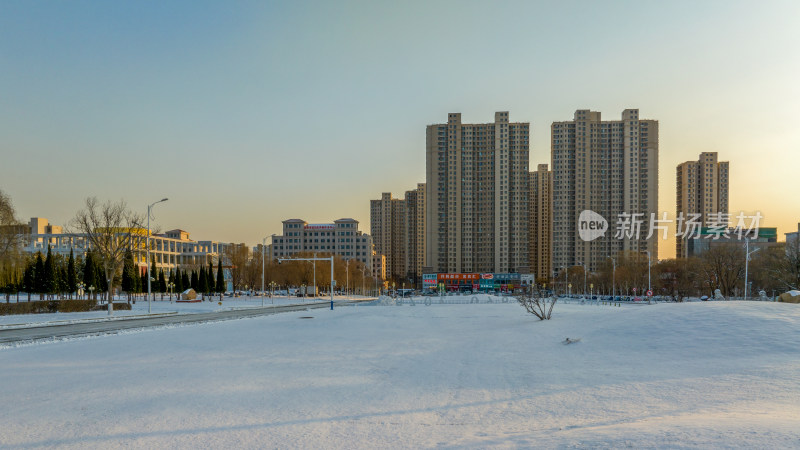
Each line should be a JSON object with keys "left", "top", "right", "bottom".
{"left": 0, "top": 299, "right": 99, "bottom": 315}
{"left": 92, "top": 303, "right": 132, "bottom": 311}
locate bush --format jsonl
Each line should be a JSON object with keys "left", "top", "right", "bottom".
{"left": 0, "top": 299, "right": 98, "bottom": 315}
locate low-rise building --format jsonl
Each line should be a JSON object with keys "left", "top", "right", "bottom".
{"left": 19, "top": 217, "right": 231, "bottom": 272}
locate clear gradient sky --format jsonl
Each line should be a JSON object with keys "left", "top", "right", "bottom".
{"left": 2, "top": 0, "right": 799, "bottom": 258}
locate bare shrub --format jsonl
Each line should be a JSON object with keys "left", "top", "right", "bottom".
{"left": 516, "top": 289, "right": 556, "bottom": 320}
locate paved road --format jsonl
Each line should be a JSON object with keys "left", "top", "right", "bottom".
{"left": 0, "top": 300, "right": 363, "bottom": 344}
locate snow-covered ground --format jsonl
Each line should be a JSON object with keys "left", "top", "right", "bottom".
{"left": 1, "top": 299, "right": 799, "bottom": 448}
{"left": 0, "top": 295, "right": 369, "bottom": 328}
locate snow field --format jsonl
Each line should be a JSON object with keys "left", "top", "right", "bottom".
{"left": 0, "top": 300, "right": 798, "bottom": 448}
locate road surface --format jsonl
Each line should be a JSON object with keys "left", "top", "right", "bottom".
{"left": 0, "top": 300, "right": 366, "bottom": 345}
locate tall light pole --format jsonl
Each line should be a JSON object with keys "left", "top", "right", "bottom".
{"left": 582, "top": 263, "right": 587, "bottom": 296}
{"left": 744, "top": 237, "right": 760, "bottom": 300}
{"left": 346, "top": 259, "right": 349, "bottom": 298}
{"left": 147, "top": 198, "right": 168, "bottom": 314}
{"left": 646, "top": 250, "right": 651, "bottom": 295}
{"left": 608, "top": 256, "right": 616, "bottom": 299}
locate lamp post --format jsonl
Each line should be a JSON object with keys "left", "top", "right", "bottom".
{"left": 582, "top": 263, "right": 587, "bottom": 296}
{"left": 269, "top": 281, "right": 276, "bottom": 305}
{"left": 744, "top": 237, "right": 760, "bottom": 300}
{"left": 88, "top": 285, "right": 95, "bottom": 301}
{"left": 77, "top": 282, "right": 85, "bottom": 300}
{"left": 147, "top": 198, "right": 168, "bottom": 314}
{"left": 346, "top": 259, "right": 349, "bottom": 298}
{"left": 168, "top": 282, "right": 175, "bottom": 302}
{"left": 644, "top": 250, "right": 651, "bottom": 293}
{"left": 608, "top": 256, "right": 616, "bottom": 300}
{"left": 261, "top": 234, "right": 276, "bottom": 307}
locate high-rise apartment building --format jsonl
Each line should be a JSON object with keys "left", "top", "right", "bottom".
{"left": 552, "top": 109, "right": 658, "bottom": 274}
{"left": 425, "top": 112, "right": 529, "bottom": 274}
{"left": 404, "top": 183, "right": 426, "bottom": 284}
{"left": 676, "top": 152, "right": 729, "bottom": 258}
{"left": 370, "top": 193, "right": 407, "bottom": 281}
{"left": 529, "top": 164, "right": 552, "bottom": 281}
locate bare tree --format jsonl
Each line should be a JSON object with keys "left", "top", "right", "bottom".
{"left": 225, "top": 243, "right": 250, "bottom": 292}
{"left": 0, "top": 190, "right": 25, "bottom": 299}
{"left": 698, "top": 245, "right": 745, "bottom": 297}
{"left": 516, "top": 288, "right": 556, "bottom": 320}
{"left": 72, "top": 197, "right": 144, "bottom": 315}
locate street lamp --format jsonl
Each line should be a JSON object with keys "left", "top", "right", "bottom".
{"left": 269, "top": 280, "right": 276, "bottom": 305}
{"left": 262, "top": 233, "right": 276, "bottom": 307}
{"left": 346, "top": 259, "right": 349, "bottom": 298}
{"left": 608, "top": 256, "right": 616, "bottom": 300}
{"left": 168, "top": 282, "right": 175, "bottom": 302}
{"left": 646, "top": 250, "right": 651, "bottom": 295}
{"left": 744, "top": 237, "right": 760, "bottom": 300}
{"left": 147, "top": 197, "right": 168, "bottom": 314}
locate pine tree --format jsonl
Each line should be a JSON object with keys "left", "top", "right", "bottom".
{"left": 216, "top": 260, "right": 225, "bottom": 294}
{"left": 175, "top": 268, "right": 183, "bottom": 293}
{"left": 67, "top": 249, "right": 77, "bottom": 298}
{"left": 158, "top": 269, "right": 166, "bottom": 293}
{"left": 43, "top": 246, "right": 56, "bottom": 299}
{"left": 83, "top": 250, "right": 97, "bottom": 300}
{"left": 191, "top": 270, "right": 198, "bottom": 290}
{"left": 34, "top": 252, "right": 45, "bottom": 298}
{"left": 121, "top": 250, "right": 133, "bottom": 294}
{"left": 23, "top": 260, "right": 35, "bottom": 301}
{"left": 207, "top": 261, "right": 214, "bottom": 294}
{"left": 198, "top": 267, "right": 208, "bottom": 294}
{"left": 182, "top": 271, "right": 190, "bottom": 292}
{"left": 139, "top": 269, "right": 147, "bottom": 296}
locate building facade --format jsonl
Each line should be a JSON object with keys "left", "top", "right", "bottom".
{"left": 425, "top": 112, "right": 529, "bottom": 274}
{"left": 404, "top": 183, "right": 426, "bottom": 285}
{"left": 370, "top": 193, "right": 407, "bottom": 281}
{"left": 551, "top": 109, "right": 659, "bottom": 274}
{"left": 529, "top": 164, "right": 552, "bottom": 281}
{"left": 20, "top": 218, "right": 231, "bottom": 272}
{"left": 268, "top": 218, "right": 373, "bottom": 272}
{"left": 676, "top": 152, "right": 729, "bottom": 258}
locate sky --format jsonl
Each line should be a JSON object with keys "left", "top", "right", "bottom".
{"left": 1, "top": 0, "right": 799, "bottom": 259}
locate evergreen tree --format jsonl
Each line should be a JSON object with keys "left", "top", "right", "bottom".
{"left": 67, "top": 249, "right": 77, "bottom": 298}
{"left": 175, "top": 268, "right": 183, "bottom": 293}
{"left": 216, "top": 260, "right": 225, "bottom": 294}
{"left": 207, "top": 261, "right": 214, "bottom": 293}
{"left": 182, "top": 271, "right": 190, "bottom": 292}
{"left": 139, "top": 269, "right": 147, "bottom": 295}
{"left": 59, "top": 266, "right": 68, "bottom": 297}
{"left": 198, "top": 267, "right": 208, "bottom": 293}
{"left": 190, "top": 270, "right": 198, "bottom": 290}
{"left": 121, "top": 250, "right": 133, "bottom": 294}
{"left": 95, "top": 261, "right": 107, "bottom": 294}
{"left": 23, "top": 260, "right": 35, "bottom": 301}
{"left": 158, "top": 269, "right": 167, "bottom": 293}
{"left": 83, "top": 250, "right": 97, "bottom": 299}
{"left": 34, "top": 252, "right": 45, "bottom": 297}
{"left": 43, "top": 246, "right": 57, "bottom": 299}
{"left": 150, "top": 256, "right": 157, "bottom": 288}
